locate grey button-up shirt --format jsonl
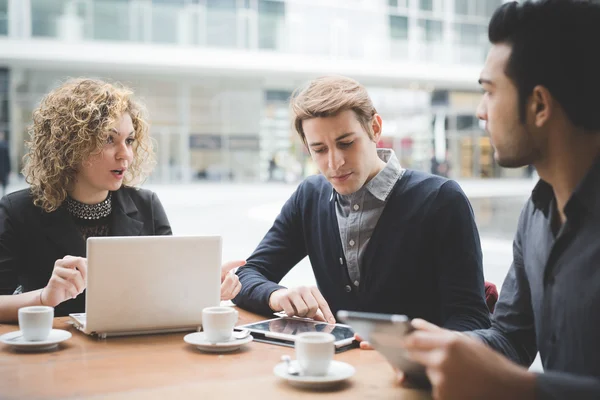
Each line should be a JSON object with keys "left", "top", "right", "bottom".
{"left": 335, "top": 149, "right": 404, "bottom": 286}
{"left": 471, "top": 156, "right": 600, "bottom": 398}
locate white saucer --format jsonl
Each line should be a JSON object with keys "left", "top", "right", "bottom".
{"left": 274, "top": 360, "right": 355, "bottom": 389}
{"left": 0, "top": 329, "right": 72, "bottom": 352}
{"left": 184, "top": 331, "right": 253, "bottom": 353}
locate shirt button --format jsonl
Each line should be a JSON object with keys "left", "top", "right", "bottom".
{"left": 345, "top": 285, "right": 352, "bottom": 293}
{"left": 349, "top": 240, "right": 355, "bottom": 246}
{"left": 353, "top": 204, "right": 359, "bottom": 211}
{"left": 354, "top": 280, "right": 359, "bottom": 287}
{"left": 339, "top": 257, "right": 343, "bottom": 265}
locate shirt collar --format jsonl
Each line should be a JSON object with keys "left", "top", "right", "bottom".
{"left": 531, "top": 179, "right": 554, "bottom": 217}
{"left": 330, "top": 149, "right": 404, "bottom": 202}
{"left": 531, "top": 154, "right": 600, "bottom": 217}
{"left": 364, "top": 149, "right": 404, "bottom": 202}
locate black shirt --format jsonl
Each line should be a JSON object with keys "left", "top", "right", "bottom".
{"left": 472, "top": 156, "right": 600, "bottom": 399}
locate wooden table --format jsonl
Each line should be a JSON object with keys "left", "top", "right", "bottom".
{"left": 0, "top": 309, "right": 431, "bottom": 399}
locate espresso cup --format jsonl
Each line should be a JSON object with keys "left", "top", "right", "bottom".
{"left": 202, "top": 306, "right": 238, "bottom": 343}
{"left": 295, "top": 332, "right": 335, "bottom": 376}
{"left": 18, "top": 306, "right": 54, "bottom": 342}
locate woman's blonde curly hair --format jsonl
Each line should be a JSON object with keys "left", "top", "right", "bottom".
{"left": 23, "top": 78, "right": 155, "bottom": 213}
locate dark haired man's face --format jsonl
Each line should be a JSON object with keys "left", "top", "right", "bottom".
{"left": 477, "top": 44, "right": 539, "bottom": 168}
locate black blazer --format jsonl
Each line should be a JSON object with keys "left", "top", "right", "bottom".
{"left": 0, "top": 186, "right": 172, "bottom": 316}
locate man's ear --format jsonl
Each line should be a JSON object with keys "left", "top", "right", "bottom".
{"left": 529, "top": 85, "right": 553, "bottom": 128}
{"left": 371, "top": 114, "right": 383, "bottom": 142}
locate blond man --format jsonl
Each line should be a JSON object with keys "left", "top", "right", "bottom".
{"left": 234, "top": 76, "right": 490, "bottom": 334}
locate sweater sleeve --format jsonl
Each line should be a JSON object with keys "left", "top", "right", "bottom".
{"left": 233, "top": 184, "right": 308, "bottom": 316}
{"left": 430, "top": 180, "right": 491, "bottom": 331}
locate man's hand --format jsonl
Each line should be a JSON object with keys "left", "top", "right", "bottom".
{"left": 41, "top": 256, "right": 88, "bottom": 307}
{"left": 220, "top": 260, "right": 245, "bottom": 301}
{"left": 400, "top": 318, "right": 536, "bottom": 400}
{"left": 354, "top": 333, "right": 374, "bottom": 350}
{"left": 268, "top": 286, "right": 335, "bottom": 323}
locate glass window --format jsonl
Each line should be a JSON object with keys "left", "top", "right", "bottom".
{"left": 265, "top": 90, "right": 291, "bottom": 103}
{"left": 152, "top": 0, "right": 186, "bottom": 4}
{"left": 207, "top": 0, "right": 236, "bottom": 9}
{"left": 457, "top": 115, "right": 478, "bottom": 130}
{"left": 0, "top": 0, "right": 7, "bottom": 36}
{"left": 92, "top": 0, "right": 131, "bottom": 41}
{"left": 455, "top": 23, "right": 486, "bottom": 46}
{"left": 389, "top": 15, "right": 408, "bottom": 40}
{"left": 206, "top": 0, "right": 238, "bottom": 48}
{"left": 152, "top": 3, "right": 180, "bottom": 44}
{"left": 481, "top": 0, "right": 503, "bottom": 18}
{"left": 455, "top": 0, "right": 470, "bottom": 16}
{"left": 419, "top": 0, "right": 433, "bottom": 11}
{"left": 259, "top": 0, "right": 285, "bottom": 14}
{"left": 419, "top": 19, "right": 443, "bottom": 42}
{"left": 258, "top": 0, "right": 285, "bottom": 50}
{"left": 31, "top": 0, "right": 65, "bottom": 37}
{"left": 389, "top": 0, "right": 408, "bottom": 7}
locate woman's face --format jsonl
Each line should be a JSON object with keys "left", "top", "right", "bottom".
{"left": 73, "top": 113, "right": 136, "bottom": 202}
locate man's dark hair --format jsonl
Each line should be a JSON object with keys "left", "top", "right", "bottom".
{"left": 489, "top": 0, "right": 600, "bottom": 130}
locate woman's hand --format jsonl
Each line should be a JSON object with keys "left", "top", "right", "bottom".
{"left": 220, "top": 260, "right": 246, "bottom": 301}
{"left": 41, "top": 256, "right": 88, "bottom": 307}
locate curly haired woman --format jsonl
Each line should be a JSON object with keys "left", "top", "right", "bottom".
{"left": 0, "top": 78, "right": 243, "bottom": 321}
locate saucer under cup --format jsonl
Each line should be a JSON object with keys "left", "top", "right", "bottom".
{"left": 184, "top": 331, "right": 253, "bottom": 353}
{"left": 1, "top": 329, "right": 71, "bottom": 352}
{"left": 274, "top": 360, "right": 356, "bottom": 389}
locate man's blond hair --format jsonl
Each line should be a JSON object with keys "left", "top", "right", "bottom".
{"left": 290, "top": 76, "right": 377, "bottom": 145}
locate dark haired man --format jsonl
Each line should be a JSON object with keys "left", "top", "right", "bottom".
{"left": 398, "top": 1, "right": 600, "bottom": 398}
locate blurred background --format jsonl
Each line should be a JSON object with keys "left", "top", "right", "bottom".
{"left": 0, "top": 0, "right": 532, "bottom": 184}
{"left": 0, "top": 0, "right": 535, "bottom": 299}
{"left": 0, "top": 0, "right": 542, "bottom": 368}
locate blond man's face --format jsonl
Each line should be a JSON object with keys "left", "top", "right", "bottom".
{"left": 303, "top": 109, "right": 382, "bottom": 195}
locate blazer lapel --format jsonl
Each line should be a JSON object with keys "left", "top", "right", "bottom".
{"left": 111, "top": 188, "right": 144, "bottom": 236}
{"left": 43, "top": 207, "right": 86, "bottom": 257}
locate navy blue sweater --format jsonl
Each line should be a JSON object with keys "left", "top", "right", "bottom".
{"left": 235, "top": 171, "right": 491, "bottom": 331}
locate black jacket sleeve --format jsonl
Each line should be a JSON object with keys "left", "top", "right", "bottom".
{"left": 0, "top": 195, "right": 20, "bottom": 295}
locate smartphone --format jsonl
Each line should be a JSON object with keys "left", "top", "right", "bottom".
{"left": 337, "top": 310, "right": 431, "bottom": 389}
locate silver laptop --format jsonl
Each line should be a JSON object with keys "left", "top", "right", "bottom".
{"left": 69, "top": 235, "right": 221, "bottom": 338}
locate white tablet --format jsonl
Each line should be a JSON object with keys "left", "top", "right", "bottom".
{"left": 236, "top": 316, "right": 358, "bottom": 353}
{"left": 337, "top": 310, "right": 431, "bottom": 389}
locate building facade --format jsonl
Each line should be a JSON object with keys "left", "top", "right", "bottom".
{"left": 0, "top": 0, "right": 525, "bottom": 183}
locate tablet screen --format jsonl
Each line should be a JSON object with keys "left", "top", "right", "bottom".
{"left": 242, "top": 318, "right": 355, "bottom": 343}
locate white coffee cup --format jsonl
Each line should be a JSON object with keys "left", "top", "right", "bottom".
{"left": 202, "top": 306, "right": 238, "bottom": 343}
{"left": 295, "top": 332, "right": 335, "bottom": 376}
{"left": 18, "top": 306, "right": 54, "bottom": 342}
